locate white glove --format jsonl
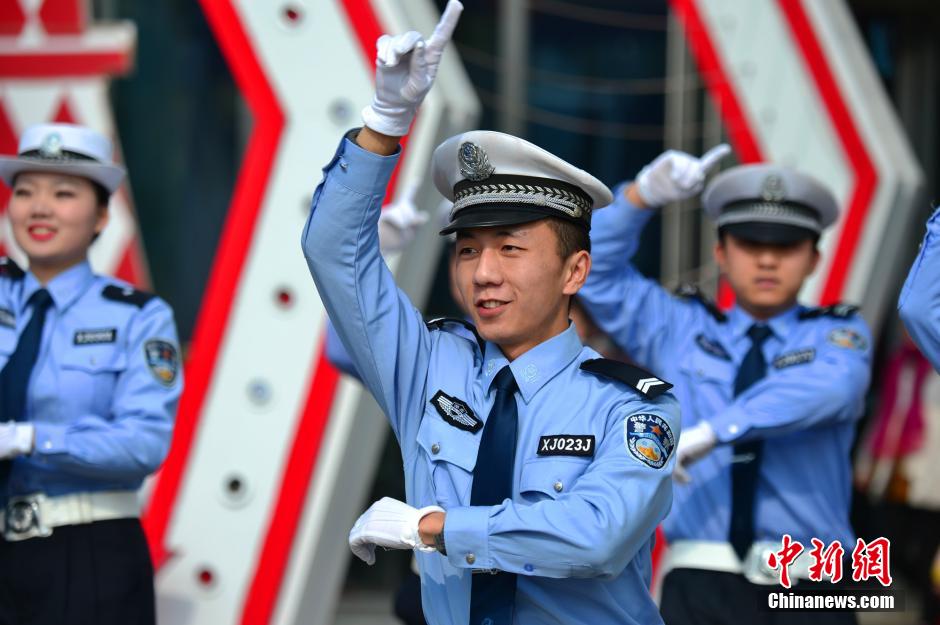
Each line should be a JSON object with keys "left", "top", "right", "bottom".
{"left": 362, "top": 0, "right": 464, "bottom": 136}
{"left": 635, "top": 144, "right": 732, "bottom": 207}
{"left": 0, "top": 422, "right": 34, "bottom": 460}
{"left": 673, "top": 421, "right": 717, "bottom": 484}
{"left": 378, "top": 184, "right": 429, "bottom": 254}
{"left": 348, "top": 496, "right": 445, "bottom": 565}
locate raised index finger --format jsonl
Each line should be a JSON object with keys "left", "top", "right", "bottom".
{"left": 425, "top": 0, "right": 464, "bottom": 54}
{"left": 699, "top": 143, "right": 732, "bottom": 173}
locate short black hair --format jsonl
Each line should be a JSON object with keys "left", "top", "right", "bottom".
{"left": 546, "top": 217, "right": 591, "bottom": 259}
{"left": 92, "top": 181, "right": 110, "bottom": 209}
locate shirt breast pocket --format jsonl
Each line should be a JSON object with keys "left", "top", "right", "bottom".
{"left": 59, "top": 347, "right": 127, "bottom": 417}
{"left": 678, "top": 350, "right": 735, "bottom": 404}
{"left": 519, "top": 456, "right": 591, "bottom": 503}
{"left": 415, "top": 415, "right": 480, "bottom": 509}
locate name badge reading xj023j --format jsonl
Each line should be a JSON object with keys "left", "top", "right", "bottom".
{"left": 537, "top": 435, "right": 595, "bottom": 457}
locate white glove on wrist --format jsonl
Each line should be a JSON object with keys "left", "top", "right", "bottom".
{"left": 348, "top": 496, "right": 445, "bottom": 565}
{"left": 378, "top": 184, "right": 429, "bottom": 255}
{"left": 635, "top": 144, "right": 731, "bottom": 207}
{"left": 0, "top": 422, "right": 34, "bottom": 460}
{"left": 362, "top": 0, "right": 463, "bottom": 136}
{"left": 673, "top": 421, "right": 717, "bottom": 484}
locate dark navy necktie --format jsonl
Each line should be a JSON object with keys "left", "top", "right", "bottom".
{"left": 0, "top": 288, "right": 53, "bottom": 488}
{"left": 729, "top": 323, "right": 773, "bottom": 560}
{"left": 469, "top": 365, "right": 518, "bottom": 625}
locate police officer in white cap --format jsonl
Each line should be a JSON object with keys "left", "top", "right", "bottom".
{"left": 0, "top": 123, "right": 181, "bottom": 624}
{"left": 579, "top": 153, "right": 872, "bottom": 624}
{"left": 302, "top": 3, "right": 684, "bottom": 624}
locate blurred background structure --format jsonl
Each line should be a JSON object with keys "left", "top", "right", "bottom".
{"left": 2, "top": 0, "right": 939, "bottom": 623}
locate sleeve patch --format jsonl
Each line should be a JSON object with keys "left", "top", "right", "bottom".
{"left": 624, "top": 413, "right": 675, "bottom": 469}
{"left": 827, "top": 328, "right": 868, "bottom": 351}
{"left": 144, "top": 339, "right": 180, "bottom": 386}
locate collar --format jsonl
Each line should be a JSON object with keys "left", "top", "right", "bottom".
{"left": 22, "top": 260, "right": 95, "bottom": 314}
{"left": 482, "top": 322, "right": 584, "bottom": 404}
{"left": 727, "top": 303, "right": 801, "bottom": 343}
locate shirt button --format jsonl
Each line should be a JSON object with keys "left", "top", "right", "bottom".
{"left": 524, "top": 563, "right": 534, "bottom": 572}
{"left": 43, "top": 441, "right": 52, "bottom": 450}
{"left": 339, "top": 160, "right": 349, "bottom": 171}
{"left": 728, "top": 424, "right": 739, "bottom": 435}
{"left": 431, "top": 443, "right": 440, "bottom": 455}
{"left": 465, "top": 553, "right": 476, "bottom": 565}
{"left": 553, "top": 481, "right": 563, "bottom": 493}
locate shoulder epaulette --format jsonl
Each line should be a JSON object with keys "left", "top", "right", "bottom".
{"left": 674, "top": 283, "right": 727, "bottom": 323}
{"left": 426, "top": 317, "right": 485, "bottom": 353}
{"left": 579, "top": 358, "right": 673, "bottom": 399}
{"left": 102, "top": 284, "right": 156, "bottom": 309}
{"left": 798, "top": 303, "right": 859, "bottom": 320}
{"left": 0, "top": 257, "right": 25, "bottom": 280}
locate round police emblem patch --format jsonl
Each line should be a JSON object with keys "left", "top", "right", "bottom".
{"left": 624, "top": 413, "right": 675, "bottom": 469}
{"left": 144, "top": 339, "right": 180, "bottom": 386}
{"left": 827, "top": 327, "right": 867, "bottom": 351}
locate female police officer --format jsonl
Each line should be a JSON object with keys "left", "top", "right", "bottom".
{"left": 303, "top": 3, "right": 681, "bottom": 624}
{"left": 0, "top": 122, "right": 181, "bottom": 625}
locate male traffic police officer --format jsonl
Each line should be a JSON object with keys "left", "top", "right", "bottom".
{"left": 302, "top": 2, "right": 680, "bottom": 624}
{"left": 578, "top": 150, "right": 872, "bottom": 624}
{"left": 900, "top": 207, "right": 940, "bottom": 370}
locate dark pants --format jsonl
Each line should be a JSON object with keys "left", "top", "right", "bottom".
{"left": 0, "top": 519, "right": 155, "bottom": 625}
{"left": 661, "top": 568, "right": 858, "bottom": 625}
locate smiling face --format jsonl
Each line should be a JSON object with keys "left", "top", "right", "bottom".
{"left": 454, "top": 220, "right": 591, "bottom": 361}
{"left": 714, "top": 232, "right": 819, "bottom": 319}
{"left": 8, "top": 171, "right": 108, "bottom": 282}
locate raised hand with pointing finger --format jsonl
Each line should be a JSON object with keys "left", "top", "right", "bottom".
{"left": 362, "top": 0, "right": 464, "bottom": 138}
{"left": 633, "top": 144, "right": 732, "bottom": 208}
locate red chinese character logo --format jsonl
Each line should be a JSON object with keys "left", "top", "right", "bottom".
{"left": 766, "top": 534, "right": 805, "bottom": 588}
{"left": 808, "top": 538, "right": 844, "bottom": 583}
{"left": 851, "top": 537, "right": 892, "bottom": 587}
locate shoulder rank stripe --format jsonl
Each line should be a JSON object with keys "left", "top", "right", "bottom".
{"left": 798, "top": 303, "right": 859, "bottom": 320}
{"left": 0, "top": 257, "right": 25, "bottom": 280}
{"left": 102, "top": 285, "right": 156, "bottom": 309}
{"left": 580, "top": 358, "right": 673, "bottom": 399}
{"left": 674, "top": 283, "right": 727, "bottom": 323}
{"left": 425, "top": 317, "right": 485, "bottom": 353}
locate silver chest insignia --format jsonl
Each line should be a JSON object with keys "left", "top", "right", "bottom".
{"left": 431, "top": 390, "right": 483, "bottom": 433}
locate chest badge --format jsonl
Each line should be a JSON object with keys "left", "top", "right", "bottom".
{"left": 695, "top": 334, "right": 731, "bottom": 361}
{"left": 773, "top": 348, "right": 815, "bottom": 369}
{"left": 538, "top": 435, "right": 595, "bottom": 457}
{"left": 0, "top": 308, "right": 14, "bottom": 329}
{"left": 74, "top": 328, "right": 117, "bottom": 345}
{"left": 430, "top": 390, "right": 482, "bottom": 433}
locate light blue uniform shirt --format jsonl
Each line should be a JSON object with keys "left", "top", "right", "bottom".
{"left": 302, "top": 137, "right": 680, "bottom": 625}
{"left": 0, "top": 259, "right": 181, "bottom": 505}
{"left": 899, "top": 207, "right": 940, "bottom": 370}
{"left": 578, "top": 185, "right": 872, "bottom": 549}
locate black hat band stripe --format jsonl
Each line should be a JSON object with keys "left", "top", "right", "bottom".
{"left": 453, "top": 182, "right": 592, "bottom": 220}
{"left": 716, "top": 200, "right": 822, "bottom": 232}
{"left": 19, "top": 149, "right": 101, "bottom": 164}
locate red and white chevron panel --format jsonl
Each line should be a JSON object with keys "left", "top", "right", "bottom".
{"left": 0, "top": 0, "right": 146, "bottom": 286}
{"left": 671, "top": 0, "right": 922, "bottom": 327}
{"left": 141, "top": 1, "right": 478, "bottom": 624}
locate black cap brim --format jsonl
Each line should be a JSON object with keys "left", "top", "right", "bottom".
{"left": 439, "top": 204, "right": 583, "bottom": 236}
{"left": 720, "top": 221, "right": 818, "bottom": 245}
